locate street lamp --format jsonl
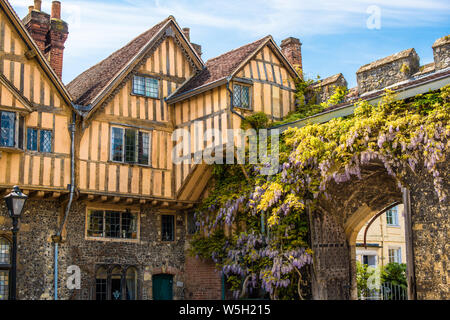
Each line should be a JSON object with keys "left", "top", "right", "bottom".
{"left": 4, "top": 186, "right": 28, "bottom": 300}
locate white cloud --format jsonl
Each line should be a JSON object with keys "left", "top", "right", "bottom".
{"left": 9, "top": 0, "right": 449, "bottom": 83}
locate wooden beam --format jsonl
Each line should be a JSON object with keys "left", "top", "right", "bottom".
{"left": 113, "top": 197, "right": 121, "bottom": 203}
{"left": 151, "top": 200, "right": 160, "bottom": 206}
{"left": 51, "top": 192, "right": 61, "bottom": 199}
{"left": 126, "top": 198, "right": 134, "bottom": 204}
{"left": 35, "top": 191, "right": 45, "bottom": 199}
{"left": 139, "top": 199, "right": 147, "bottom": 205}
{"left": 100, "top": 196, "right": 108, "bottom": 202}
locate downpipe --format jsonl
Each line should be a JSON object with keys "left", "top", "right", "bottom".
{"left": 53, "top": 111, "right": 77, "bottom": 300}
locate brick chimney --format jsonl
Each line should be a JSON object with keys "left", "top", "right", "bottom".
{"left": 182, "top": 27, "right": 190, "bottom": 42}
{"left": 23, "top": 1, "right": 68, "bottom": 79}
{"left": 182, "top": 27, "right": 202, "bottom": 58}
{"left": 281, "top": 37, "right": 302, "bottom": 71}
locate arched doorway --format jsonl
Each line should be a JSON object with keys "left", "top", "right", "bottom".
{"left": 311, "top": 162, "right": 415, "bottom": 300}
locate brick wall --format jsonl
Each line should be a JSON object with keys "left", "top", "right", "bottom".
{"left": 184, "top": 255, "right": 222, "bottom": 300}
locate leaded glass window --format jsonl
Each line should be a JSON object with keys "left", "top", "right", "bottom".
{"left": 133, "top": 75, "right": 159, "bottom": 98}
{"left": 87, "top": 210, "right": 138, "bottom": 240}
{"left": 105, "top": 211, "right": 121, "bottom": 238}
{"left": 40, "top": 130, "right": 52, "bottom": 153}
{"left": 0, "top": 111, "right": 15, "bottom": 147}
{"left": 27, "top": 128, "right": 38, "bottom": 151}
{"left": 95, "top": 267, "right": 107, "bottom": 301}
{"left": 111, "top": 127, "right": 124, "bottom": 162}
{"left": 161, "top": 215, "right": 174, "bottom": 242}
{"left": 87, "top": 210, "right": 104, "bottom": 237}
{"left": 0, "top": 271, "right": 8, "bottom": 300}
{"left": 95, "top": 265, "right": 138, "bottom": 300}
{"left": 0, "top": 238, "right": 10, "bottom": 265}
{"left": 111, "top": 127, "right": 151, "bottom": 165}
{"left": 233, "top": 84, "right": 250, "bottom": 109}
{"left": 0, "top": 238, "right": 10, "bottom": 301}
{"left": 125, "top": 129, "right": 137, "bottom": 163}
{"left": 138, "top": 132, "right": 150, "bottom": 165}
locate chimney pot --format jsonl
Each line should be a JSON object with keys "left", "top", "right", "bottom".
{"left": 182, "top": 27, "right": 190, "bottom": 42}
{"left": 51, "top": 1, "right": 61, "bottom": 20}
{"left": 28, "top": 5, "right": 34, "bottom": 14}
{"left": 34, "top": 0, "right": 41, "bottom": 11}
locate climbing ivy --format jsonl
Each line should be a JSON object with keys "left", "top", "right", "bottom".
{"left": 190, "top": 84, "right": 450, "bottom": 300}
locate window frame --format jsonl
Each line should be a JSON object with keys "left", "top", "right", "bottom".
{"left": 161, "top": 214, "right": 175, "bottom": 242}
{"left": 26, "top": 127, "right": 53, "bottom": 153}
{"left": 131, "top": 75, "right": 160, "bottom": 99}
{"left": 85, "top": 208, "right": 140, "bottom": 242}
{"left": 232, "top": 83, "right": 252, "bottom": 110}
{"left": 388, "top": 247, "right": 402, "bottom": 264}
{"left": 0, "top": 110, "right": 25, "bottom": 150}
{"left": 0, "top": 237, "right": 11, "bottom": 301}
{"left": 109, "top": 125, "right": 152, "bottom": 166}
{"left": 386, "top": 207, "right": 399, "bottom": 227}
{"left": 94, "top": 265, "right": 139, "bottom": 300}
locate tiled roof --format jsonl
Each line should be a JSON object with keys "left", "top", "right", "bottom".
{"left": 67, "top": 17, "right": 171, "bottom": 106}
{"left": 172, "top": 36, "right": 271, "bottom": 97}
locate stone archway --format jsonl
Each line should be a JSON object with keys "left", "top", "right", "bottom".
{"left": 310, "top": 157, "right": 449, "bottom": 300}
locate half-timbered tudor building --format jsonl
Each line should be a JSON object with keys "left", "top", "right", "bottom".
{"left": 0, "top": 0, "right": 302, "bottom": 300}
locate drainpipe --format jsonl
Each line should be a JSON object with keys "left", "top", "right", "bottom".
{"left": 53, "top": 110, "right": 77, "bottom": 300}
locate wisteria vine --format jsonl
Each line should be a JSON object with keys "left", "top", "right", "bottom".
{"left": 190, "top": 85, "right": 450, "bottom": 300}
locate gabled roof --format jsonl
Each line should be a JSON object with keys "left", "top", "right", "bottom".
{"left": 67, "top": 16, "right": 203, "bottom": 111}
{"left": 0, "top": 0, "right": 73, "bottom": 109}
{"left": 166, "top": 35, "right": 299, "bottom": 103}
{"left": 0, "top": 73, "right": 33, "bottom": 112}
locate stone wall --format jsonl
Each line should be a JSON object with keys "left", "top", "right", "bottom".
{"left": 405, "top": 158, "right": 449, "bottom": 299}
{"left": 311, "top": 73, "right": 348, "bottom": 104}
{"left": 0, "top": 199, "right": 223, "bottom": 300}
{"left": 433, "top": 35, "right": 450, "bottom": 70}
{"left": 356, "top": 48, "right": 420, "bottom": 94}
{"left": 0, "top": 200, "right": 60, "bottom": 300}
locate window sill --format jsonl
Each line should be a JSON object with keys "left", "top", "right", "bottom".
{"left": 108, "top": 160, "right": 153, "bottom": 168}
{"left": 387, "top": 225, "right": 401, "bottom": 228}
{"left": 85, "top": 236, "right": 140, "bottom": 243}
{"left": 0, "top": 146, "right": 24, "bottom": 154}
{"left": 130, "top": 93, "right": 160, "bottom": 100}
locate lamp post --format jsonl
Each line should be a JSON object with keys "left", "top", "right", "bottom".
{"left": 4, "top": 186, "right": 28, "bottom": 300}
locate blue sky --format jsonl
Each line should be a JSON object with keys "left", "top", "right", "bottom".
{"left": 10, "top": 0, "right": 450, "bottom": 88}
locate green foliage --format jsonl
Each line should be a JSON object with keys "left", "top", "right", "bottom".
{"left": 381, "top": 262, "right": 407, "bottom": 288}
{"left": 241, "top": 112, "right": 270, "bottom": 130}
{"left": 274, "top": 78, "right": 348, "bottom": 126}
{"left": 191, "top": 83, "right": 450, "bottom": 300}
{"left": 356, "top": 261, "right": 377, "bottom": 297}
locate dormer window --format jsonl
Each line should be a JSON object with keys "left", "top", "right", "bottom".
{"left": 132, "top": 75, "right": 159, "bottom": 98}
{"left": 233, "top": 84, "right": 251, "bottom": 109}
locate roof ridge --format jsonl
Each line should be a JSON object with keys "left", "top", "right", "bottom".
{"left": 67, "top": 16, "right": 171, "bottom": 88}
{"left": 205, "top": 35, "right": 271, "bottom": 65}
